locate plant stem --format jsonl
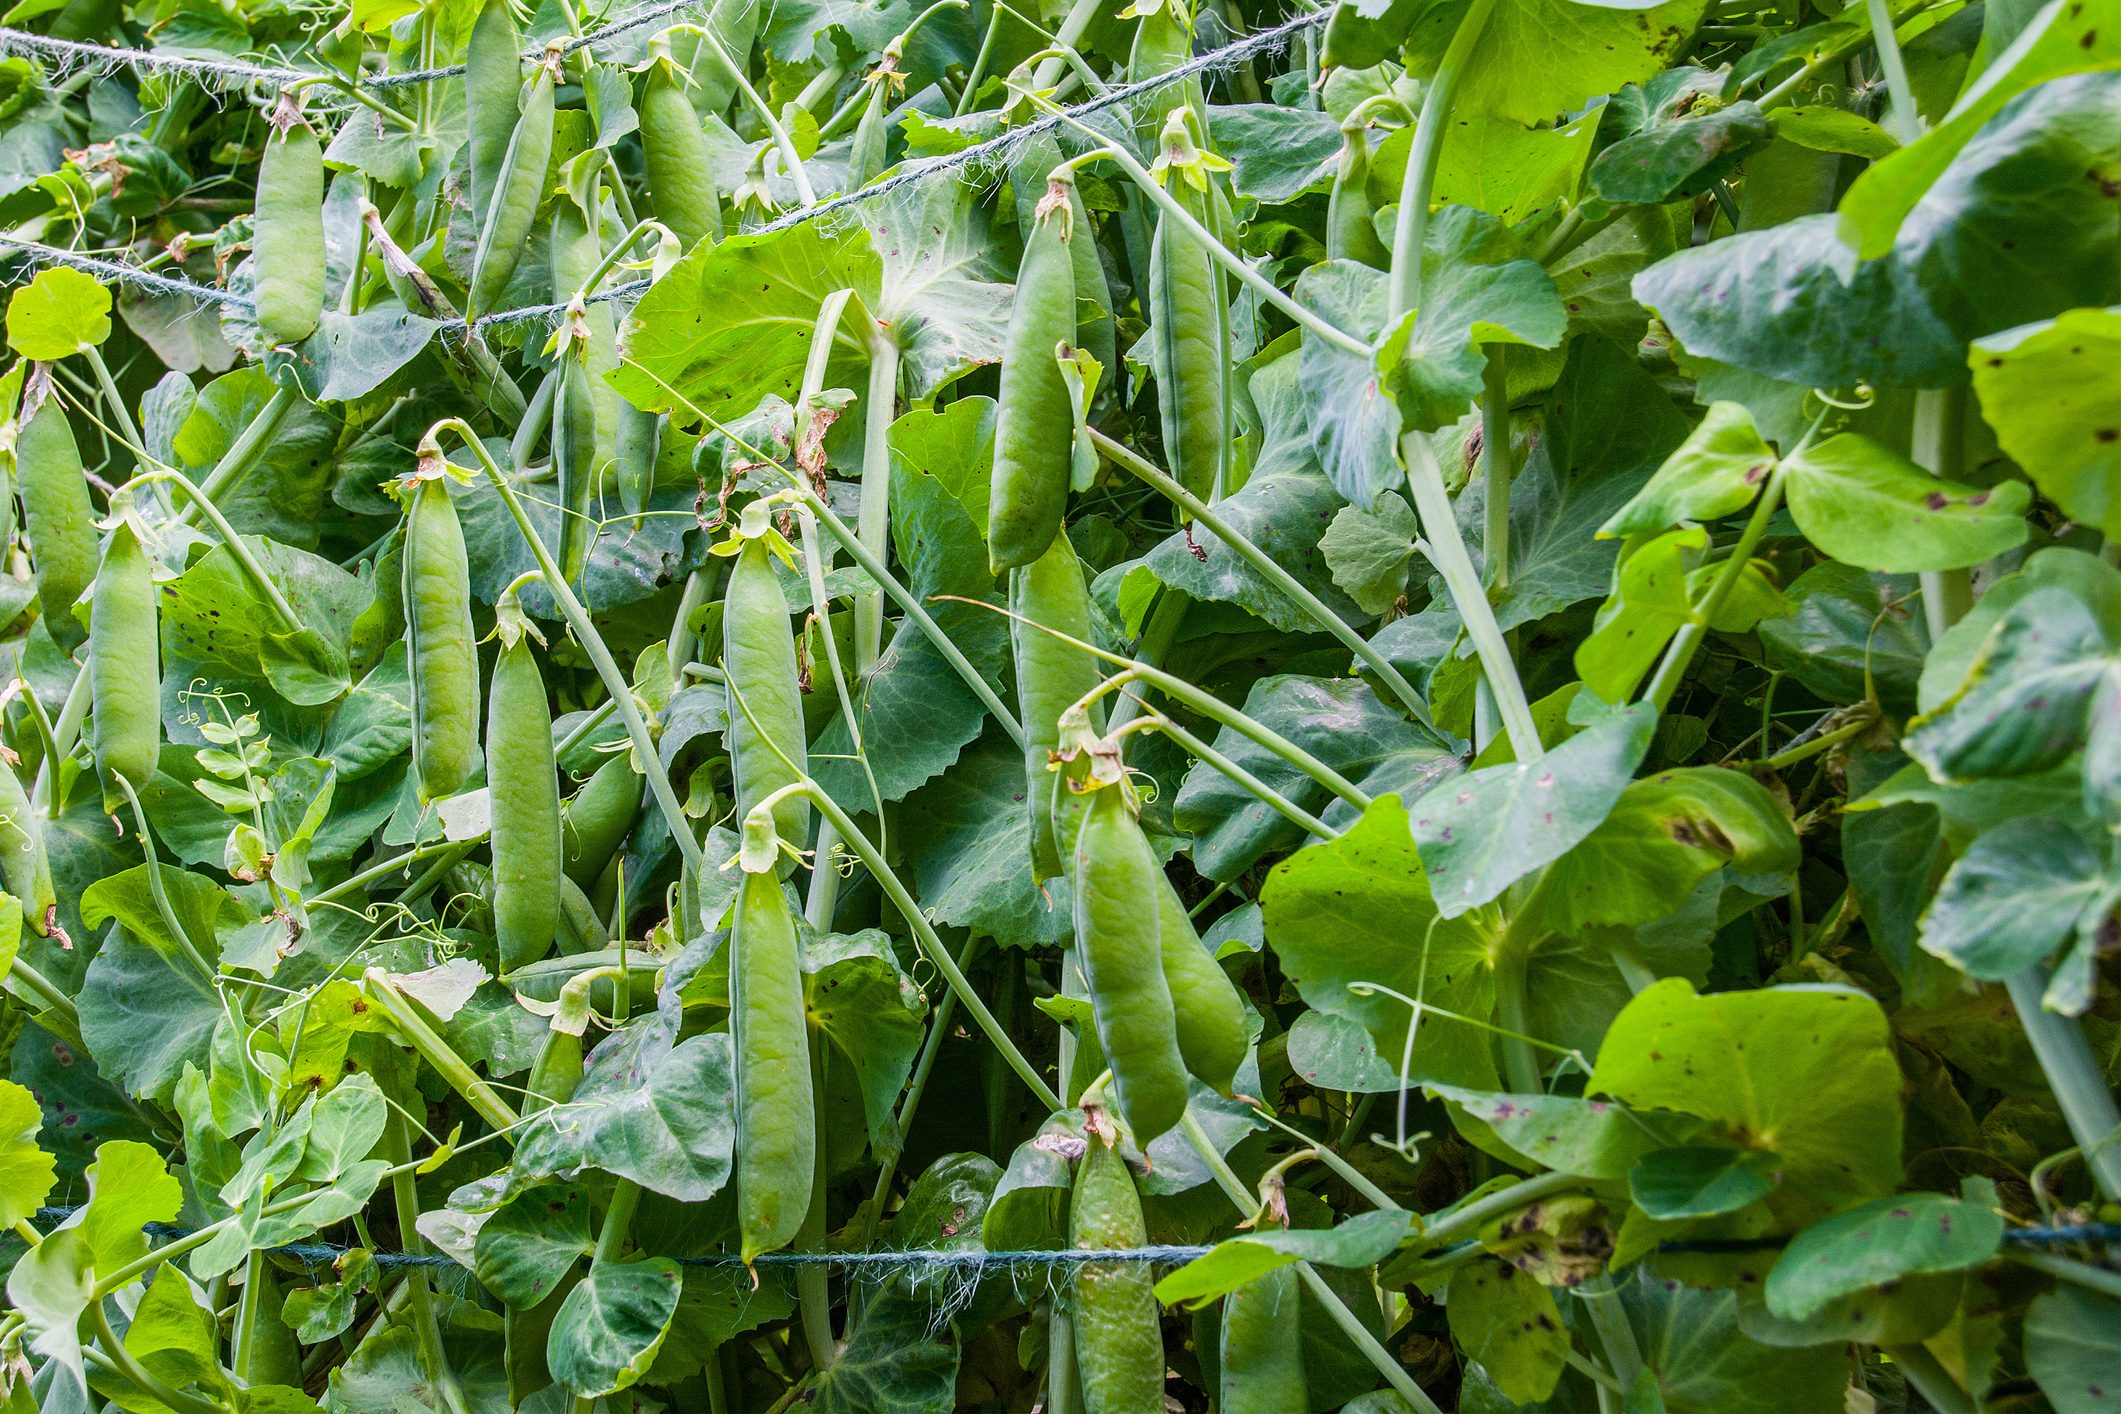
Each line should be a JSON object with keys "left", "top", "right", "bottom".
{"left": 80, "top": 346, "right": 145, "bottom": 460}
{"left": 2006, "top": 968, "right": 2121, "bottom": 1200}
{"left": 700, "top": 30, "right": 817, "bottom": 204}
{"left": 232, "top": 1250, "right": 268, "bottom": 1384}
{"left": 855, "top": 328, "right": 899, "bottom": 669}
{"left": 362, "top": 969, "right": 521, "bottom": 1134}
{"left": 1400, "top": 432, "right": 1541, "bottom": 758}
{"left": 1476, "top": 345, "right": 1515, "bottom": 754}
{"left": 794, "top": 1034, "right": 837, "bottom": 1373}
{"left": 128, "top": 468, "right": 305, "bottom": 632}
{"left": 1409, "top": 1169, "right": 1584, "bottom": 1252}
{"left": 1181, "top": 1111, "right": 1447, "bottom": 1414}
{"left": 89, "top": 1298, "right": 229, "bottom": 1414}
{"left": 1577, "top": 1275, "right": 1645, "bottom": 1395}
{"left": 188, "top": 385, "right": 296, "bottom": 526}
{"left": 1643, "top": 464, "right": 1788, "bottom": 711}
{"left": 1882, "top": 1342, "right": 1977, "bottom": 1414}
{"left": 1092, "top": 429, "right": 1437, "bottom": 732}
{"left": 383, "top": 1105, "right": 472, "bottom": 1414}
{"left": 1490, "top": 939, "right": 1542, "bottom": 1094}
{"left": 2009, "top": 1248, "right": 2121, "bottom": 1302}
{"left": 1387, "top": 0, "right": 1499, "bottom": 325}
{"left": 1148, "top": 715, "right": 1336, "bottom": 840}
{"left": 1106, "top": 589, "right": 1189, "bottom": 733}
{"left": 1912, "top": 387, "right": 1973, "bottom": 640}
{"left": 1862, "top": 0, "right": 1923, "bottom": 144}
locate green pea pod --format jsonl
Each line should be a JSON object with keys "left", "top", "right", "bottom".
{"left": 17, "top": 381, "right": 97, "bottom": 655}
{"left": 722, "top": 537, "right": 809, "bottom": 849}
{"left": 1219, "top": 1261, "right": 1306, "bottom": 1414}
{"left": 550, "top": 348, "right": 598, "bottom": 581}
{"left": 639, "top": 61, "right": 723, "bottom": 252}
{"left": 733, "top": 866, "right": 814, "bottom": 1262}
{"left": 465, "top": 0, "right": 521, "bottom": 226}
{"left": 254, "top": 100, "right": 325, "bottom": 347}
{"left": 1010, "top": 529, "right": 1101, "bottom": 883}
{"left": 1154, "top": 875, "right": 1247, "bottom": 1093}
{"left": 988, "top": 178, "right": 1077, "bottom": 575}
{"left": 404, "top": 476, "right": 480, "bottom": 803}
{"left": 549, "top": 202, "right": 620, "bottom": 493}
{"left": 1072, "top": 788, "right": 1188, "bottom": 1143}
{"left": 468, "top": 55, "right": 557, "bottom": 320}
{"left": 562, "top": 751, "right": 639, "bottom": 888}
{"left": 1149, "top": 183, "right": 1229, "bottom": 502}
{"left": 1069, "top": 1137, "right": 1164, "bottom": 1414}
{"left": 617, "top": 403, "right": 660, "bottom": 522}
{"left": 523, "top": 974, "right": 594, "bottom": 1113}
{"left": 488, "top": 637, "right": 562, "bottom": 975}
{"left": 1126, "top": 3, "right": 1196, "bottom": 139}
{"left": 89, "top": 519, "right": 161, "bottom": 810}
{"left": 1326, "top": 123, "right": 1389, "bottom": 267}
{"left": 0, "top": 760, "right": 55, "bottom": 936}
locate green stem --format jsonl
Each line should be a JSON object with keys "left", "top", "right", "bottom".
{"left": 232, "top": 1250, "right": 268, "bottom": 1385}
{"left": 312, "top": 836, "right": 481, "bottom": 906}
{"left": 1642, "top": 463, "right": 1788, "bottom": 711}
{"left": 700, "top": 30, "right": 817, "bottom": 204}
{"left": 189, "top": 386, "right": 296, "bottom": 526}
{"left": 794, "top": 1034, "right": 837, "bottom": 1373}
{"left": 1045, "top": 1301, "right": 1081, "bottom": 1414}
{"left": 2006, "top": 968, "right": 2121, "bottom": 1200}
{"left": 860, "top": 936, "right": 977, "bottom": 1246}
{"left": 1387, "top": 0, "right": 1499, "bottom": 326}
{"left": 1028, "top": 0, "right": 1105, "bottom": 92}
{"left": 1912, "top": 387, "right": 1973, "bottom": 641}
{"left": 424, "top": 422, "right": 705, "bottom": 875}
{"left": 1147, "top": 715, "right": 1335, "bottom": 840}
{"left": 1577, "top": 1276, "right": 1645, "bottom": 1395}
{"left": 1862, "top": 0, "right": 1922, "bottom": 144}
{"left": 1180, "top": 1111, "right": 1447, "bottom": 1414}
{"left": 90, "top": 1298, "right": 229, "bottom": 1414}
{"left": 1400, "top": 432, "right": 1541, "bottom": 758}
{"left": 32, "top": 668, "right": 90, "bottom": 814}
{"left": 855, "top": 329, "right": 900, "bottom": 667}
{"left": 1105, "top": 589, "right": 1188, "bottom": 733}
{"left": 1092, "top": 430, "right": 1437, "bottom": 732}
{"left": 127, "top": 468, "right": 305, "bottom": 632}
{"left": 1752, "top": 715, "right": 1874, "bottom": 772}
{"left": 1881, "top": 1343, "right": 1976, "bottom": 1414}
{"left": 110, "top": 773, "right": 218, "bottom": 983}
{"left": 383, "top": 1105, "right": 472, "bottom": 1414}
{"left": 80, "top": 347, "right": 145, "bottom": 460}
{"left": 1410, "top": 1169, "right": 1584, "bottom": 1252}
{"left": 1490, "top": 937, "right": 1542, "bottom": 1094}
{"left": 362, "top": 969, "right": 521, "bottom": 1134}
{"left": 2010, "top": 1248, "right": 2121, "bottom": 1302}
{"left": 1476, "top": 345, "right": 1515, "bottom": 755}
{"left": 6, "top": 956, "right": 84, "bottom": 1050}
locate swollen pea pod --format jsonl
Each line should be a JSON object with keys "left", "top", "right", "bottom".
{"left": 523, "top": 972, "right": 595, "bottom": 1114}
{"left": 404, "top": 475, "right": 480, "bottom": 803}
{"left": 1153, "top": 874, "right": 1246, "bottom": 1094}
{"left": 562, "top": 750, "right": 639, "bottom": 888}
{"left": 1069, "top": 1132, "right": 1164, "bottom": 1414}
{"left": 486, "top": 603, "right": 561, "bottom": 976}
{"left": 548, "top": 314, "right": 600, "bottom": 582}
{"left": 1148, "top": 111, "right": 1230, "bottom": 502}
{"left": 555, "top": 874, "right": 609, "bottom": 952}
{"left": 468, "top": 50, "right": 558, "bottom": 321}
{"left": 16, "top": 375, "right": 97, "bottom": 655}
{"left": 88, "top": 518, "right": 161, "bottom": 811}
{"left": 617, "top": 403, "right": 661, "bottom": 522}
{"left": 465, "top": 0, "right": 521, "bottom": 226}
{"left": 1326, "top": 116, "right": 1390, "bottom": 267}
{"left": 1010, "top": 529, "right": 1101, "bottom": 883}
{"left": 0, "top": 759, "right": 55, "bottom": 936}
{"left": 1218, "top": 1259, "right": 1306, "bottom": 1414}
{"left": 1072, "top": 786, "right": 1188, "bottom": 1143}
{"left": 639, "top": 53, "right": 724, "bottom": 252}
{"left": 988, "top": 174, "right": 1077, "bottom": 575}
{"left": 253, "top": 93, "right": 325, "bottom": 347}
{"left": 720, "top": 520, "right": 809, "bottom": 849}
{"left": 732, "top": 862, "right": 814, "bottom": 1262}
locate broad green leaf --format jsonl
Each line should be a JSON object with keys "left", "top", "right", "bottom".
{"left": 1599, "top": 402, "right": 1776, "bottom": 538}
{"left": 2026, "top": 1284, "right": 2121, "bottom": 1414}
{"left": 78, "top": 931, "right": 222, "bottom": 1103}
{"left": 1758, "top": 563, "right": 1929, "bottom": 711}
{"left": 1628, "top": 1146, "right": 1781, "bottom": 1219}
{"left": 1408, "top": 701, "right": 1657, "bottom": 916}
{"left": 810, "top": 1280, "right": 961, "bottom": 1414}
{"left": 81, "top": 864, "right": 238, "bottom": 963}
{"left": 286, "top": 308, "right": 439, "bottom": 404}
{"left": 1622, "top": 1272, "right": 1850, "bottom": 1413}
{"left": 7, "top": 1223, "right": 93, "bottom": 1410}
{"left": 1767, "top": 105, "right": 1897, "bottom": 160}
{"left": 898, "top": 729, "right": 1072, "bottom": 951}
{"left": 1403, "top": 0, "right": 1711, "bottom": 128}
{"left": 1426, "top": 1084, "right": 1700, "bottom": 1180}
{"left": 1919, "top": 816, "right": 2119, "bottom": 1013}
{"left": 512, "top": 1020, "right": 736, "bottom": 1203}
{"left": 1591, "top": 71, "right": 1770, "bottom": 206}
{"left": 1837, "top": 0, "right": 2121, "bottom": 260}
{"left": 547, "top": 1256, "right": 682, "bottom": 1399}
{"left": 1971, "top": 305, "right": 2121, "bottom": 537}
{"left": 1589, "top": 981, "right": 1902, "bottom": 1220}
{"left": 869, "top": 179, "right": 1012, "bottom": 400}
{"left": 1430, "top": 111, "right": 1602, "bottom": 225}
{"left": 1287, "top": 1010, "right": 1403, "bottom": 1093}
{"left": 0, "top": 1076, "right": 53, "bottom": 1229}
{"left": 293, "top": 1072, "right": 388, "bottom": 1182}
{"left": 1446, "top": 1258, "right": 1569, "bottom": 1405}
{"left": 805, "top": 929, "right": 926, "bottom": 1160}
{"left": 1782, "top": 433, "right": 2030, "bottom": 573}
{"left": 5, "top": 266, "right": 111, "bottom": 358}
{"left": 1295, "top": 261, "right": 1404, "bottom": 509}
{"left": 1321, "top": 492, "right": 1419, "bottom": 616}
{"left": 1764, "top": 1191, "right": 2004, "bottom": 1320}
{"left": 1206, "top": 103, "right": 1341, "bottom": 204}
{"left": 1153, "top": 1210, "right": 1414, "bottom": 1307}
{"left": 172, "top": 366, "right": 343, "bottom": 551}
{"left": 1574, "top": 527, "right": 1705, "bottom": 702}
{"left": 1915, "top": 547, "right": 2121, "bottom": 714}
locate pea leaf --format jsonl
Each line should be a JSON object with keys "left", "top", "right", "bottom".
{"left": 1403, "top": 0, "right": 1711, "bottom": 129}
{"left": 1629, "top": 1146, "right": 1781, "bottom": 1219}
{"left": 1971, "top": 305, "right": 2121, "bottom": 538}
{"left": 1599, "top": 402, "right": 1776, "bottom": 538}
{"left": 2026, "top": 1283, "right": 2121, "bottom": 1414}
{"left": 1426, "top": 1084, "right": 1700, "bottom": 1179}
{"left": 810, "top": 1280, "right": 961, "bottom": 1414}
{"left": 5, "top": 266, "right": 111, "bottom": 358}
{"left": 1446, "top": 1258, "right": 1569, "bottom": 1404}
{"left": 1782, "top": 433, "right": 2030, "bottom": 573}
{"left": 512, "top": 1018, "right": 736, "bottom": 1203}
{"left": 1765, "top": 1192, "right": 2004, "bottom": 1320}
{"left": 1919, "top": 816, "right": 2120, "bottom": 1014}
{"left": 0, "top": 1076, "right": 54, "bottom": 1229}
{"left": 547, "top": 1256, "right": 683, "bottom": 1399}
{"left": 1153, "top": 1209, "right": 1414, "bottom": 1307}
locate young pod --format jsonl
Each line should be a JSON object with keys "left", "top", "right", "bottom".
{"left": 732, "top": 865, "right": 814, "bottom": 1262}
{"left": 561, "top": 750, "right": 640, "bottom": 888}
{"left": 1219, "top": 1262, "right": 1306, "bottom": 1414}
{"left": 639, "top": 58, "right": 723, "bottom": 252}
{"left": 549, "top": 333, "right": 599, "bottom": 581}
{"left": 486, "top": 629, "right": 561, "bottom": 975}
{"left": 465, "top": 0, "right": 521, "bottom": 225}
{"left": 1326, "top": 119, "right": 1390, "bottom": 267}
{"left": 1148, "top": 116, "right": 1230, "bottom": 502}
{"left": 1069, "top": 1133, "right": 1165, "bottom": 1414}
{"left": 1072, "top": 786, "right": 1188, "bottom": 1143}
{"left": 0, "top": 760, "right": 55, "bottom": 936}
{"left": 89, "top": 518, "right": 160, "bottom": 809}
{"left": 254, "top": 93, "right": 326, "bottom": 346}
{"left": 1154, "top": 874, "right": 1247, "bottom": 1093}
{"left": 17, "top": 377, "right": 97, "bottom": 655}
{"left": 1010, "top": 530, "right": 1101, "bottom": 883}
{"left": 404, "top": 475, "right": 479, "bottom": 803}
{"left": 523, "top": 973, "right": 595, "bottom": 1114}
{"left": 468, "top": 51, "right": 558, "bottom": 320}
{"left": 722, "top": 532, "right": 809, "bottom": 849}
{"left": 988, "top": 175, "right": 1077, "bottom": 575}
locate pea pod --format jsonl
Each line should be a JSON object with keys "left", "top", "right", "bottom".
{"left": 617, "top": 403, "right": 660, "bottom": 522}
{"left": 1148, "top": 116, "right": 1230, "bottom": 502}
{"left": 465, "top": 0, "right": 521, "bottom": 226}
{"left": 1219, "top": 1261, "right": 1306, "bottom": 1414}
{"left": 468, "top": 52, "right": 557, "bottom": 320}
{"left": 555, "top": 874, "right": 608, "bottom": 952}
{"left": 1326, "top": 119, "right": 1390, "bottom": 267}
{"left": 17, "top": 378, "right": 96, "bottom": 655}
{"left": 639, "top": 57, "right": 723, "bottom": 252}
{"left": 523, "top": 973, "right": 595, "bottom": 1114}
{"left": 253, "top": 95, "right": 325, "bottom": 347}
{"left": 404, "top": 475, "right": 479, "bottom": 803}
{"left": 0, "top": 760, "right": 55, "bottom": 936}
{"left": 487, "top": 628, "right": 561, "bottom": 975}
{"left": 1069, "top": 1135, "right": 1164, "bottom": 1414}
{"left": 1072, "top": 786, "right": 1188, "bottom": 1143}
{"left": 549, "top": 334, "right": 599, "bottom": 581}
{"left": 1010, "top": 529, "right": 1101, "bottom": 883}
{"left": 562, "top": 750, "right": 639, "bottom": 887}
{"left": 988, "top": 175, "right": 1077, "bottom": 575}
{"left": 722, "top": 532, "right": 809, "bottom": 849}
{"left": 1154, "top": 875, "right": 1247, "bottom": 1093}
{"left": 89, "top": 518, "right": 160, "bottom": 809}
{"left": 733, "top": 865, "right": 814, "bottom": 1262}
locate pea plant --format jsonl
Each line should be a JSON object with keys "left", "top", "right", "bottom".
{"left": 0, "top": 0, "right": 2113, "bottom": 1407}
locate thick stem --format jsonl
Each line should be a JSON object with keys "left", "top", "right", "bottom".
{"left": 1490, "top": 939, "right": 1542, "bottom": 1094}
{"left": 1105, "top": 589, "right": 1189, "bottom": 733}
{"left": 1400, "top": 432, "right": 1541, "bottom": 758}
{"left": 89, "top": 1299, "right": 229, "bottom": 1414}
{"left": 1387, "top": 0, "right": 1500, "bottom": 326}
{"left": 2006, "top": 968, "right": 2121, "bottom": 1200}
{"left": 1092, "top": 430, "right": 1437, "bottom": 732}
{"left": 362, "top": 969, "right": 521, "bottom": 1134}
{"left": 1912, "top": 387, "right": 1973, "bottom": 640}
{"left": 855, "top": 331, "right": 899, "bottom": 670}
{"left": 80, "top": 347, "right": 146, "bottom": 461}
{"left": 1862, "top": 0, "right": 1922, "bottom": 144}
{"left": 1149, "top": 715, "right": 1335, "bottom": 840}
{"left": 1881, "top": 1343, "right": 1976, "bottom": 1414}
{"left": 190, "top": 385, "right": 296, "bottom": 525}
{"left": 383, "top": 1106, "right": 471, "bottom": 1414}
